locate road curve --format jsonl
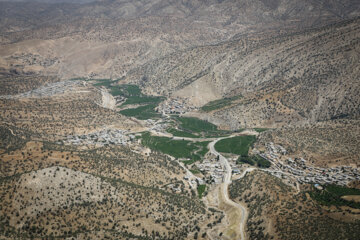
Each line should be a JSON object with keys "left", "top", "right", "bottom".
{"left": 209, "top": 138, "right": 255, "bottom": 240}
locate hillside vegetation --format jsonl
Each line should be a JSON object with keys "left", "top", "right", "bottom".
{"left": 230, "top": 171, "right": 360, "bottom": 240}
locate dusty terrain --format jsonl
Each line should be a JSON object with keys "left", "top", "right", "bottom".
{"left": 1, "top": 0, "right": 359, "bottom": 79}
{"left": 127, "top": 17, "right": 360, "bottom": 129}
{"left": 124, "top": 16, "right": 360, "bottom": 167}
{"left": 0, "top": 139, "right": 221, "bottom": 239}
{"left": 0, "top": 0, "right": 360, "bottom": 239}
{"left": 0, "top": 80, "right": 139, "bottom": 139}
{"left": 230, "top": 170, "right": 360, "bottom": 240}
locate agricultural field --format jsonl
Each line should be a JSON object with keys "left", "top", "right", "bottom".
{"left": 140, "top": 132, "right": 209, "bottom": 161}
{"left": 214, "top": 135, "right": 256, "bottom": 156}
{"left": 166, "top": 127, "right": 200, "bottom": 138}
{"left": 85, "top": 80, "right": 164, "bottom": 120}
{"left": 174, "top": 116, "right": 230, "bottom": 137}
{"left": 309, "top": 184, "right": 360, "bottom": 209}
{"left": 91, "top": 79, "right": 117, "bottom": 88}
{"left": 111, "top": 84, "right": 164, "bottom": 106}
{"left": 119, "top": 104, "right": 161, "bottom": 120}
{"left": 106, "top": 84, "right": 165, "bottom": 120}
{"left": 176, "top": 117, "right": 217, "bottom": 132}
{"left": 100, "top": 83, "right": 163, "bottom": 106}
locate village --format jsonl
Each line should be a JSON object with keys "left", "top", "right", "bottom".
{"left": 0, "top": 80, "right": 83, "bottom": 99}
{"left": 156, "top": 97, "right": 198, "bottom": 115}
{"left": 63, "top": 129, "right": 135, "bottom": 147}
{"left": 184, "top": 152, "right": 240, "bottom": 187}
{"left": 260, "top": 142, "right": 360, "bottom": 187}
{"left": 145, "top": 119, "right": 170, "bottom": 133}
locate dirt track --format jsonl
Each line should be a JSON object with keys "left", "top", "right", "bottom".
{"left": 206, "top": 138, "right": 255, "bottom": 240}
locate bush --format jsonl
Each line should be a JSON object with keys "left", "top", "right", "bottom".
{"left": 237, "top": 155, "right": 271, "bottom": 168}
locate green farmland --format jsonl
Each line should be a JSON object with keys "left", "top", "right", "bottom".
{"left": 214, "top": 135, "right": 256, "bottom": 156}
{"left": 140, "top": 132, "right": 209, "bottom": 161}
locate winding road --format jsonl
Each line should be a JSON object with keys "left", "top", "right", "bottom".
{"left": 209, "top": 138, "right": 255, "bottom": 240}
{"left": 137, "top": 114, "right": 257, "bottom": 239}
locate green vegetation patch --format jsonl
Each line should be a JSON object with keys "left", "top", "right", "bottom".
{"left": 237, "top": 155, "right": 271, "bottom": 168}
{"left": 196, "top": 141, "right": 210, "bottom": 157}
{"left": 190, "top": 167, "right": 201, "bottom": 174}
{"left": 197, "top": 185, "right": 206, "bottom": 198}
{"left": 173, "top": 116, "right": 230, "bottom": 137}
{"left": 110, "top": 84, "right": 142, "bottom": 97}
{"left": 119, "top": 104, "right": 161, "bottom": 120}
{"left": 200, "top": 95, "right": 241, "bottom": 112}
{"left": 110, "top": 84, "right": 164, "bottom": 106}
{"left": 214, "top": 135, "right": 256, "bottom": 156}
{"left": 122, "top": 95, "right": 164, "bottom": 106}
{"left": 309, "top": 184, "right": 360, "bottom": 209}
{"left": 140, "top": 132, "right": 209, "bottom": 161}
{"left": 167, "top": 128, "right": 200, "bottom": 138}
{"left": 106, "top": 84, "right": 165, "bottom": 119}
{"left": 92, "top": 79, "right": 115, "bottom": 87}
{"left": 253, "top": 128, "right": 269, "bottom": 133}
{"left": 176, "top": 117, "right": 218, "bottom": 132}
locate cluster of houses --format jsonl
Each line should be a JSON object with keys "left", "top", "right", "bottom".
{"left": 64, "top": 129, "right": 134, "bottom": 147}
{"left": 156, "top": 97, "right": 197, "bottom": 115}
{"left": 261, "top": 142, "right": 360, "bottom": 186}
{"left": 145, "top": 119, "right": 169, "bottom": 132}
{"left": 183, "top": 174, "right": 205, "bottom": 189}
{"left": 2, "top": 80, "right": 80, "bottom": 99}
{"left": 181, "top": 155, "right": 242, "bottom": 187}
{"left": 195, "top": 158, "right": 226, "bottom": 184}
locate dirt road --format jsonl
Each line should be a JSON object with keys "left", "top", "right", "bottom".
{"left": 208, "top": 138, "right": 255, "bottom": 240}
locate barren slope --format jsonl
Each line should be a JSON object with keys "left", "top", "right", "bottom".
{"left": 1, "top": 0, "right": 359, "bottom": 79}
{"left": 127, "top": 18, "right": 360, "bottom": 129}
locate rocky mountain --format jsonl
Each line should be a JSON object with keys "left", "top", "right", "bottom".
{"left": 0, "top": 0, "right": 359, "bottom": 79}
{"left": 126, "top": 17, "right": 359, "bottom": 127}
{"left": 1, "top": 1, "right": 360, "bottom": 239}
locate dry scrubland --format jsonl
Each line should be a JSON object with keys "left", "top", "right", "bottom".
{"left": 0, "top": 78, "right": 225, "bottom": 238}
{"left": 0, "top": 73, "right": 60, "bottom": 95}
{"left": 0, "top": 81, "right": 139, "bottom": 140}
{"left": 0, "top": 0, "right": 359, "bottom": 239}
{"left": 1, "top": 0, "right": 358, "bottom": 79}
{"left": 256, "top": 119, "right": 360, "bottom": 167}
{"left": 126, "top": 17, "right": 360, "bottom": 129}
{"left": 0, "top": 78, "right": 223, "bottom": 239}
{"left": 124, "top": 17, "right": 360, "bottom": 167}
{"left": 0, "top": 138, "right": 222, "bottom": 239}
{"left": 230, "top": 170, "right": 360, "bottom": 240}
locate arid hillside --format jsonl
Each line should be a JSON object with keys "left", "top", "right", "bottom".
{"left": 126, "top": 17, "right": 359, "bottom": 129}
{"left": 1, "top": 1, "right": 360, "bottom": 239}
{"left": 120, "top": 16, "right": 360, "bottom": 167}
{"left": 127, "top": 16, "right": 360, "bottom": 127}
{"left": 0, "top": 0, "right": 359, "bottom": 79}
{"left": 0, "top": 138, "right": 221, "bottom": 239}
{"left": 230, "top": 170, "right": 360, "bottom": 240}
